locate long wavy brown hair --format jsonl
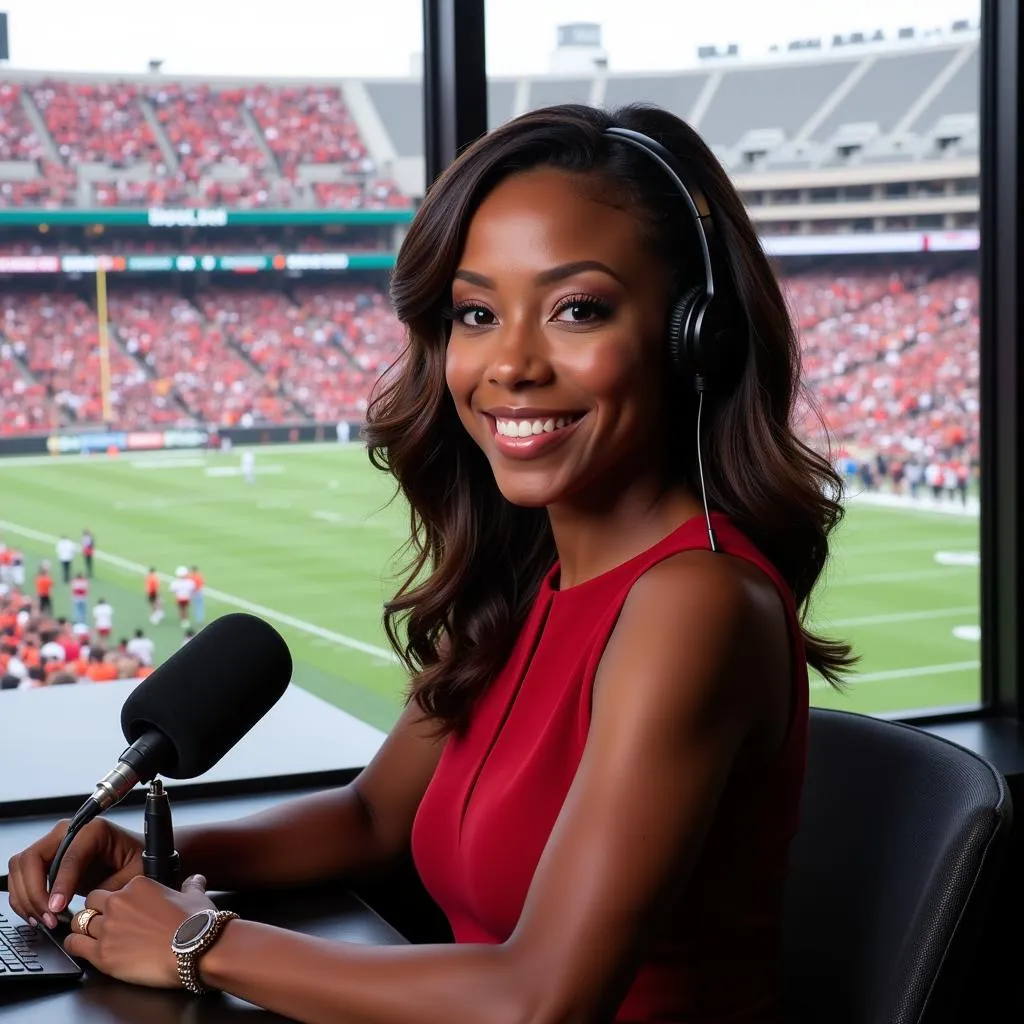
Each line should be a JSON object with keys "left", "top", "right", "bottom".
{"left": 365, "top": 103, "right": 855, "bottom": 735}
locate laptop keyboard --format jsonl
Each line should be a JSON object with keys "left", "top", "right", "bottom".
{"left": 0, "top": 908, "right": 46, "bottom": 973}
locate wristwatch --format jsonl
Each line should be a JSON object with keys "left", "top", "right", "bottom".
{"left": 171, "top": 908, "right": 239, "bottom": 995}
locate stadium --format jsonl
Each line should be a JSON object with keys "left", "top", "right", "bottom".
{"left": 1, "top": 18, "right": 981, "bottom": 722}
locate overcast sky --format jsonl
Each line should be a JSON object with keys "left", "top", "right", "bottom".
{"left": 0, "top": 0, "right": 980, "bottom": 78}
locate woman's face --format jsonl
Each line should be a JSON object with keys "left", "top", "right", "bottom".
{"left": 445, "top": 167, "right": 674, "bottom": 510}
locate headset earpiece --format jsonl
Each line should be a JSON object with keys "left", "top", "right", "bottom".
{"left": 604, "top": 123, "right": 741, "bottom": 553}
{"left": 668, "top": 285, "right": 703, "bottom": 381}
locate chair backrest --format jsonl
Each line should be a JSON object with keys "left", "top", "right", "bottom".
{"left": 782, "top": 709, "right": 1011, "bottom": 1024}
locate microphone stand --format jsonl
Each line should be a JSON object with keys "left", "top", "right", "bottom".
{"left": 141, "top": 779, "right": 181, "bottom": 889}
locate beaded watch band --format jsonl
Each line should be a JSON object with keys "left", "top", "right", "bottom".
{"left": 172, "top": 909, "right": 239, "bottom": 995}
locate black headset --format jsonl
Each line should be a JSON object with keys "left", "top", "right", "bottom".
{"left": 603, "top": 126, "right": 747, "bottom": 394}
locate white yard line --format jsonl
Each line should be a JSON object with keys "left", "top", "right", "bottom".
{"left": 0, "top": 442, "right": 355, "bottom": 470}
{"left": 830, "top": 567, "right": 977, "bottom": 586}
{"left": 811, "top": 659, "right": 979, "bottom": 690}
{"left": 822, "top": 606, "right": 978, "bottom": 628}
{"left": 837, "top": 537, "right": 976, "bottom": 555}
{"left": 0, "top": 518, "right": 400, "bottom": 664}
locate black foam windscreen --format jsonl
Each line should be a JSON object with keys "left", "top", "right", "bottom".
{"left": 120, "top": 612, "right": 292, "bottom": 779}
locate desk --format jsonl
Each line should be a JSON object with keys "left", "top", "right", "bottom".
{"left": 0, "top": 683, "right": 386, "bottom": 818}
{"left": 0, "top": 789, "right": 409, "bottom": 1023}
{"left": 0, "top": 790, "right": 324, "bottom": 874}
{"left": 0, "top": 880, "right": 407, "bottom": 1022}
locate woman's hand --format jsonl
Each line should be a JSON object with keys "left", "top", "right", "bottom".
{"left": 6, "top": 818, "right": 145, "bottom": 929}
{"left": 65, "top": 874, "right": 217, "bottom": 989}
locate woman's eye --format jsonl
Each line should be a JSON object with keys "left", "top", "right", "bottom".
{"left": 461, "top": 307, "right": 495, "bottom": 326}
{"left": 553, "top": 300, "right": 609, "bottom": 324}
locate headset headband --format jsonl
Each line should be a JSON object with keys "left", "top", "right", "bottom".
{"left": 602, "top": 126, "right": 718, "bottom": 302}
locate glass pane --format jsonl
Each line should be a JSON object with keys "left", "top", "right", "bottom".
{"left": 486, "top": 1, "right": 982, "bottom": 716}
{"left": 0, "top": 0, "right": 420, "bottom": 730}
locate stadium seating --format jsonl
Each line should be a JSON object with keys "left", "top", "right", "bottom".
{"left": 0, "top": 336, "right": 49, "bottom": 435}
{"left": 0, "top": 33, "right": 979, "bottom": 209}
{"left": 0, "top": 77, "right": 409, "bottom": 210}
{"left": 790, "top": 269, "right": 978, "bottom": 462}
{"left": 0, "top": 269, "right": 978, "bottom": 474}
{"left": 0, "top": 83, "right": 46, "bottom": 162}
{"left": 107, "top": 289, "right": 299, "bottom": 427}
{"left": 0, "top": 292, "right": 182, "bottom": 428}
{"left": 31, "top": 80, "right": 165, "bottom": 168}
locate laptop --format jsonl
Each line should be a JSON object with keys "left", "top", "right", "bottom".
{"left": 0, "top": 890, "right": 83, "bottom": 983}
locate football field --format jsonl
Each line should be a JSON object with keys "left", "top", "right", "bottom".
{"left": 0, "top": 444, "right": 980, "bottom": 728}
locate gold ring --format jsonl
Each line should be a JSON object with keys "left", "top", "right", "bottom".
{"left": 75, "top": 908, "right": 99, "bottom": 937}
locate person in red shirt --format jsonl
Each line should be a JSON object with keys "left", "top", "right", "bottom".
{"left": 34, "top": 567, "right": 53, "bottom": 617}
{"left": 4, "top": 104, "right": 853, "bottom": 1023}
{"left": 145, "top": 568, "right": 164, "bottom": 625}
{"left": 81, "top": 529, "right": 96, "bottom": 578}
{"left": 84, "top": 649, "right": 118, "bottom": 683}
{"left": 59, "top": 631, "right": 82, "bottom": 663}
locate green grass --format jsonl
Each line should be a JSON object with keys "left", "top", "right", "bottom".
{"left": 0, "top": 445, "right": 980, "bottom": 728}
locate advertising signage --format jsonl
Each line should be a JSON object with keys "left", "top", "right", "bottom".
{"left": 0, "top": 252, "right": 397, "bottom": 275}
{"left": 0, "top": 208, "right": 414, "bottom": 227}
{"left": 46, "top": 429, "right": 210, "bottom": 455}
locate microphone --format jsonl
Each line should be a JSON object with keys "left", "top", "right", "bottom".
{"left": 48, "top": 613, "right": 292, "bottom": 889}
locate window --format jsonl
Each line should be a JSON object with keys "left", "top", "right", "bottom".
{"left": 0, "top": 0, "right": 422, "bottom": 732}
{"left": 484, "top": 0, "right": 982, "bottom": 717}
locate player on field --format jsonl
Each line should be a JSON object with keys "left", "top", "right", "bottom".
{"left": 188, "top": 565, "right": 205, "bottom": 625}
{"left": 146, "top": 567, "right": 164, "bottom": 625}
{"left": 92, "top": 597, "right": 114, "bottom": 643}
{"left": 169, "top": 566, "right": 197, "bottom": 631}
{"left": 81, "top": 529, "right": 96, "bottom": 578}
{"left": 70, "top": 572, "right": 89, "bottom": 625}
{"left": 35, "top": 565, "right": 54, "bottom": 617}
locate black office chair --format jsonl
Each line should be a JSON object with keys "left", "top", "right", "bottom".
{"left": 782, "top": 708, "right": 1011, "bottom": 1024}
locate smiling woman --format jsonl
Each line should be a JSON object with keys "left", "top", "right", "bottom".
{"left": 8, "top": 103, "right": 854, "bottom": 1024}
{"left": 366, "top": 103, "right": 853, "bottom": 727}
{"left": 442, "top": 177, "right": 667, "bottom": 505}
{"left": 356, "top": 102, "right": 853, "bottom": 1021}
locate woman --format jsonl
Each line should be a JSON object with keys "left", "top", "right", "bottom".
{"left": 6, "top": 103, "right": 852, "bottom": 1023}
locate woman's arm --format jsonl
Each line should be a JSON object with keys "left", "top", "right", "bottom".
{"left": 190, "top": 551, "right": 790, "bottom": 1024}
{"left": 174, "top": 701, "right": 445, "bottom": 890}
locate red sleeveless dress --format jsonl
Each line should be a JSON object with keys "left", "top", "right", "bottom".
{"left": 411, "top": 513, "right": 809, "bottom": 1023}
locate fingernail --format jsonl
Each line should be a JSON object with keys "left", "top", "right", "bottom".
{"left": 48, "top": 893, "right": 65, "bottom": 912}
{"left": 28, "top": 917, "right": 37, "bottom": 928}
{"left": 43, "top": 913, "right": 57, "bottom": 929}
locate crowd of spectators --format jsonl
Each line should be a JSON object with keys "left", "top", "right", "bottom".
{"left": 0, "top": 586, "right": 153, "bottom": 691}
{"left": 0, "top": 292, "right": 184, "bottom": 429}
{"left": 0, "top": 78, "right": 411, "bottom": 210}
{"left": 0, "top": 269, "right": 979, "bottom": 473}
{"left": 787, "top": 269, "right": 979, "bottom": 469}
{"left": 0, "top": 83, "right": 47, "bottom": 162}
{"left": 108, "top": 289, "right": 298, "bottom": 427}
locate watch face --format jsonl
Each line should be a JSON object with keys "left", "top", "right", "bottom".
{"left": 173, "top": 910, "right": 215, "bottom": 950}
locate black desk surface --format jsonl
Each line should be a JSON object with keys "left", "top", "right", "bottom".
{"left": 0, "top": 789, "right": 324, "bottom": 873}
{"left": 0, "top": 683, "right": 385, "bottom": 816}
{"left": 0, "top": 882, "right": 406, "bottom": 1022}
{"left": 0, "top": 790, "right": 408, "bottom": 1022}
